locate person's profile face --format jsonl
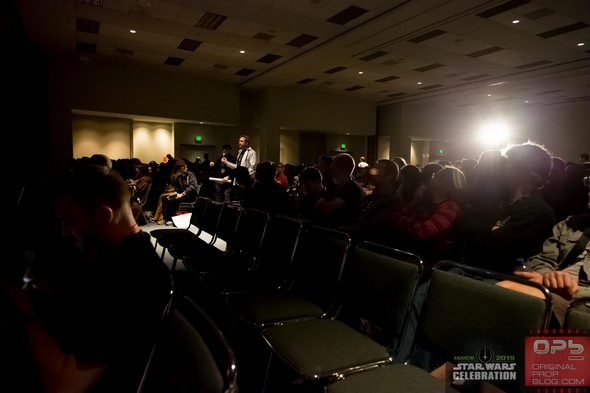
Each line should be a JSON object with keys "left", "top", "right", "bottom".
{"left": 238, "top": 137, "right": 248, "bottom": 149}
{"left": 55, "top": 194, "right": 97, "bottom": 251}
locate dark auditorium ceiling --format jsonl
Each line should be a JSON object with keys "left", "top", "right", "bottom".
{"left": 13, "top": 0, "right": 590, "bottom": 107}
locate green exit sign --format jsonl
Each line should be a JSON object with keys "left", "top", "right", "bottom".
{"left": 195, "top": 136, "right": 202, "bottom": 142}
{"left": 340, "top": 143, "right": 346, "bottom": 150}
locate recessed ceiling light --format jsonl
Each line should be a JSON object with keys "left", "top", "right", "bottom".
{"left": 487, "top": 94, "right": 492, "bottom": 97}
{"left": 512, "top": 19, "right": 519, "bottom": 24}
{"left": 239, "top": 50, "right": 246, "bottom": 54}
{"left": 524, "top": 100, "right": 529, "bottom": 103}
{"left": 346, "top": 133, "right": 350, "bottom": 136}
{"left": 130, "top": 29, "right": 136, "bottom": 34}
{"left": 417, "top": 82, "right": 422, "bottom": 85}
{"left": 199, "top": 121, "right": 204, "bottom": 124}
{"left": 358, "top": 71, "right": 363, "bottom": 75}
{"left": 577, "top": 42, "right": 584, "bottom": 47}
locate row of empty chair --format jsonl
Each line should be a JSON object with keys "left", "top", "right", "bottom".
{"left": 145, "top": 197, "right": 587, "bottom": 393}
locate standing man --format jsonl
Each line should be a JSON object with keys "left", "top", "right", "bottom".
{"left": 222, "top": 135, "right": 257, "bottom": 179}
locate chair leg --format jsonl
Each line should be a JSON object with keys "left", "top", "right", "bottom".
{"left": 261, "top": 351, "right": 273, "bottom": 393}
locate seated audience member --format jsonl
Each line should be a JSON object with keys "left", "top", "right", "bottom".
{"left": 392, "top": 156, "right": 407, "bottom": 170}
{"left": 313, "top": 153, "right": 365, "bottom": 228}
{"left": 459, "top": 158, "right": 478, "bottom": 186}
{"left": 413, "top": 162, "right": 444, "bottom": 200}
{"left": 317, "top": 154, "right": 337, "bottom": 196}
{"left": 151, "top": 162, "right": 182, "bottom": 224}
{"left": 242, "top": 161, "right": 292, "bottom": 216}
{"left": 396, "top": 164, "right": 422, "bottom": 203}
{"left": 496, "top": 212, "right": 590, "bottom": 327}
{"left": 563, "top": 163, "right": 590, "bottom": 218}
{"left": 226, "top": 166, "right": 254, "bottom": 203}
{"left": 132, "top": 163, "right": 153, "bottom": 202}
{"left": 460, "top": 142, "right": 555, "bottom": 274}
{"left": 540, "top": 156, "right": 567, "bottom": 222}
{"left": 274, "top": 162, "right": 289, "bottom": 189}
{"left": 0, "top": 164, "right": 171, "bottom": 393}
{"left": 161, "top": 159, "right": 199, "bottom": 225}
{"left": 341, "top": 159, "right": 404, "bottom": 245}
{"left": 390, "top": 167, "right": 466, "bottom": 266}
{"left": 292, "top": 166, "right": 325, "bottom": 222}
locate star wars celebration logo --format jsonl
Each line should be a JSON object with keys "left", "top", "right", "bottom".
{"left": 452, "top": 338, "right": 517, "bottom": 384}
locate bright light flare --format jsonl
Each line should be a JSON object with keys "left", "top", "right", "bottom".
{"left": 478, "top": 121, "right": 510, "bottom": 147}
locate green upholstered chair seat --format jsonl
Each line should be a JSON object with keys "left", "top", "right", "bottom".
{"left": 326, "top": 364, "right": 458, "bottom": 393}
{"left": 227, "top": 290, "right": 326, "bottom": 325}
{"left": 262, "top": 319, "right": 392, "bottom": 379}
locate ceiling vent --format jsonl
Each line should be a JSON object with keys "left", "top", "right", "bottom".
{"left": 408, "top": 29, "right": 446, "bottom": 43}
{"left": 76, "top": 18, "right": 100, "bottom": 34}
{"left": 324, "top": 66, "right": 347, "bottom": 74}
{"left": 360, "top": 51, "right": 388, "bottom": 61}
{"left": 467, "top": 46, "right": 503, "bottom": 58}
{"left": 345, "top": 85, "right": 365, "bottom": 91}
{"left": 196, "top": 12, "right": 227, "bottom": 30}
{"left": 415, "top": 63, "right": 445, "bottom": 72}
{"left": 327, "top": 5, "right": 369, "bottom": 25}
{"left": 257, "top": 54, "right": 282, "bottom": 63}
{"left": 476, "top": 0, "right": 530, "bottom": 19}
{"left": 163, "top": 57, "right": 184, "bottom": 66}
{"left": 287, "top": 34, "right": 318, "bottom": 47}
{"left": 376, "top": 76, "right": 399, "bottom": 82}
{"left": 537, "top": 22, "right": 589, "bottom": 38}
{"left": 235, "top": 68, "right": 255, "bottom": 76}
{"left": 420, "top": 84, "right": 443, "bottom": 90}
{"left": 296, "top": 78, "right": 315, "bottom": 85}
{"left": 178, "top": 39, "right": 202, "bottom": 51}
{"left": 253, "top": 32, "right": 276, "bottom": 41}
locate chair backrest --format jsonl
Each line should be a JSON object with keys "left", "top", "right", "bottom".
{"left": 200, "top": 200, "right": 224, "bottom": 242}
{"left": 256, "top": 215, "right": 304, "bottom": 280}
{"left": 138, "top": 296, "right": 238, "bottom": 393}
{"left": 338, "top": 241, "right": 423, "bottom": 356}
{"left": 290, "top": 225, "right": 352, "bottom": 313}
{"left": 136, "top": 270, "right": 175, "bottom": 393}
{"left": 416, "top": 260, "right": 552, "bottom": 362}
{"left": 231, "top": 208, "right": 270, "bottom": 261}
{"left": 213, "top": 202, "right": 243, "bottom": 249}
{"left": 187, "top": 196, "right": 209, "bottom": 233}
{"left": 564, "top": 296, "right": 590, "bottom": 329}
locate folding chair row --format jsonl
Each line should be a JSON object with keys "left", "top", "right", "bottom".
{"left": 199, "top": 214, "right": 305, "bottom": 296}
{"left": 323, "top": 260, "right": 553, "bottom": 393}
{"left": 260, "top": 241, "right": 423, "bottom": 387}
{"left": 150, "top": 196, "right": 210, "bottom": 260}
{"left": 176, "top": 206, "right": 270, "bottom": 274}
{"left": 225, "top": 225, "right": 352, "bottom": 330}
{"left": 156, "top": 200, "right": 225, "bottom": 270}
